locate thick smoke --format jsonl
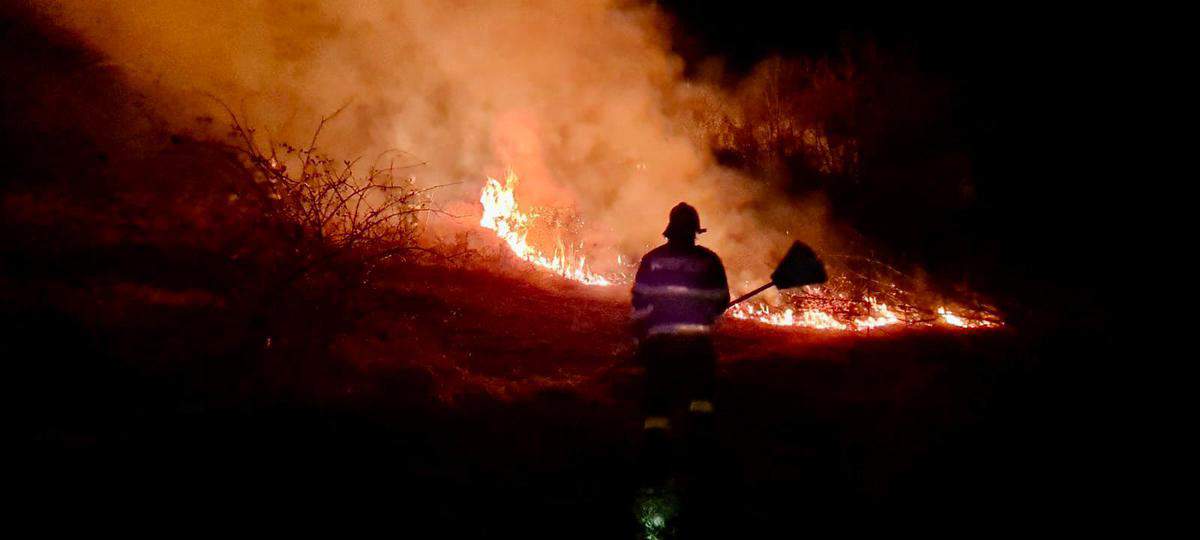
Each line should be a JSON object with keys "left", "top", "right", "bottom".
{"left": 39, "top": 0, "right": 834, "bottom": 291}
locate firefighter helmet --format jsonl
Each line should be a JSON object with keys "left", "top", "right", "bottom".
{"left": 663, "top": 202, "right": 706, "bottom": 238}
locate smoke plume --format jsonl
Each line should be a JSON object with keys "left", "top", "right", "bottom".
{"left": 37, "top": 0, "right": 834, "bottom": 290}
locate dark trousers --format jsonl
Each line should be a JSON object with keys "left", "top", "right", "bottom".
{"left": 635, "top": 334, "right": 721, "bottom": 535}
{"left": 638, "top": 334, "right": 716, "bottom": 426}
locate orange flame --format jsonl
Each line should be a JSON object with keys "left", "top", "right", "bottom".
{"left": 726, "top": 302, "right": 850, "bottom": 330}
{"left": 937, "top": 306, "right": 1001, "bottom": 329}
{"left": 727, "top": 294, "right": 904, "bottom": 331}
{"left": 480, "top": 170, "right": 612, "bottom": 286}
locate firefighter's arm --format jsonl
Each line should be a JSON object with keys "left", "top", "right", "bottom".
{"left": 709, "top": 254, "right": 731, "bottom": 318}
{"left": 630, "top": 258, "right": 653, "bottom": 336}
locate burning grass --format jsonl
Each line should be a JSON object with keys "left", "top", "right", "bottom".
{"left": 477, "top": 169, "right": 1003, "bottom": 332}
{"left": 479, "top": 169, "right": 613, "bottom": 286}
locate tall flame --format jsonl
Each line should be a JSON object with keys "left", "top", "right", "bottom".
{"left": 479, "top": 170, "right": 1002, "bottom": 331}
{"left": 480, "top": 170, "right": 612, "bottom": 286}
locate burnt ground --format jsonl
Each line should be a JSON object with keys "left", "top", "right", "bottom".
{"left": 10, "top": 256, "right": 1100, "bottom": 535}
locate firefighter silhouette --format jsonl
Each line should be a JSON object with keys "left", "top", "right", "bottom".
{"left": 632, "top": 203, "right": 729, "bottom": 478}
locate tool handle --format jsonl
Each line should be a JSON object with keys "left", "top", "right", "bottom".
{"left": 727, "top": 281, "right": 775, "bottom": 309}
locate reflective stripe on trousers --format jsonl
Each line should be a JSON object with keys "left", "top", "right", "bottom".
{"left": 646, "top": 323, "right": 712, "bottom": 337}
{"left": 643, "top": 416, "right": 670, "bottom": 430}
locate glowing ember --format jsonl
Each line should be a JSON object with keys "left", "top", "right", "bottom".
{"left": 938, "top": 306, "right": 1000, "bottom": 329}
{"left": 728, "top": 294, "right": 905, "bottom": 331}
{"left": 480, "top": 170, "right": 612, "bottom": 286}
{"left": 852, "top": 296, "right": 901, "bottom": 329}
{"left": 478, "top": 169, "right": 1003, "bottom": 331}
{"left": 729, "top": 291, "right": 1003, "bottom": 331}
{"left": 727, "top": 302, "right": 849, "bottom": 330}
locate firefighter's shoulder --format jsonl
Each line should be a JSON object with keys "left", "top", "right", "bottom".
{"left": 643, "top": 244, "right": 674, "bottom": 259}
{"left": 636, "top": 244, "right": 671, "bottom": 269}
{"left": 692, "top": 245, "right": 724, "bottom": 265}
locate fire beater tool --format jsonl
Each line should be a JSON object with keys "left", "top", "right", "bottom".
{"left": 726, "top": 240, "right": 827, "bottom": 310}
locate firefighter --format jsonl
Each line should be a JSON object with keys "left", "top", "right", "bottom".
{"left": 632, "top": 202, "right": 729, "bottom": 475}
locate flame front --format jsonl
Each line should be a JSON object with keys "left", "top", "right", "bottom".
{"left": 727, "top": 294, "right": 903, "bottom": 331}
{"left": 479, "top": 170, "right": 1002, "bottom": 331}
{"left": 726, "top": 302, "right": 850, "bottom": 330}
{"left": 480, "top": 170, "right": 612, "bottom": 286}
{"left": 727, "top": 294, "right": 1000, "bottom": 331}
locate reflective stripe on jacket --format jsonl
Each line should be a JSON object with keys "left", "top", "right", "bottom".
{"left": 631, "top": 243, "right": 730, "bottom": 337}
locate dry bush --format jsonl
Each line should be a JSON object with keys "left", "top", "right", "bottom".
{"left": 219, "top": 108, "right": 445, "bottom": 355}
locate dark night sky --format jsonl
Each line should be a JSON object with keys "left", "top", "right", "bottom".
{"left": 659, "top": 1, "right": 1092, "bottom": 140}
{"left": 659, "top": 1, "right": 1080, "bottom": 142}
{"left": 661, "top": 2, "right": 1002, "bottom": 71}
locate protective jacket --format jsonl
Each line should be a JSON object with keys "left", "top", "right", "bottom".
{"left": 631, "top": 242, "right": 730, "bottom": 338}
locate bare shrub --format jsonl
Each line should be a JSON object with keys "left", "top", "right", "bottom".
{"left": 218, "top": 107, "right": 443, "bottom": 354}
